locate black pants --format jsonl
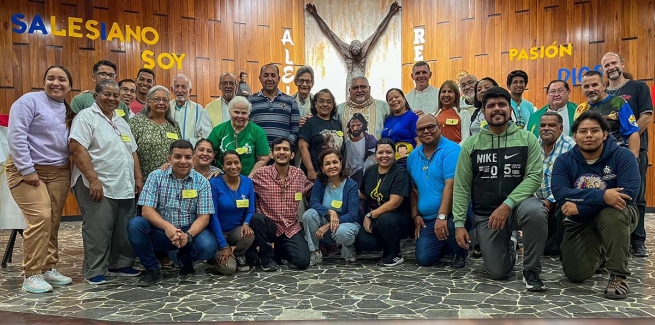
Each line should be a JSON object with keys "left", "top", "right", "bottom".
{"left": 355, "top": 211, "right": 413, "bottom": 258}
{"left": 543, "top": 204, "right": 565, "bottom": 256}
{"left": 631, "top": 150, "right": 648, "bottom": 246}
{"left": 249, "top": 213, "right": 310, "bottom": 270}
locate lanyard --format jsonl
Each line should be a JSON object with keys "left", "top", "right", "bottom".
{"left": 176, "top": 101, "right": 189, "bottom": 139}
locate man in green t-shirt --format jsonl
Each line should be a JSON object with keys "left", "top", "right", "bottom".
{"left": 70, "top": 60, "right": 130, "bottom": 122}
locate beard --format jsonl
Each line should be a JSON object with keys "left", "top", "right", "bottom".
{"left": 350, "top": 129, "right": 363, "bottom": 137}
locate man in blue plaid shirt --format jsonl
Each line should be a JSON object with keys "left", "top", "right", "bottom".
{"left": 127, "top": 140, "right": 216, "bottom": 286}
{"left": 537, "top": 111, "right": 575, "bottom": 256}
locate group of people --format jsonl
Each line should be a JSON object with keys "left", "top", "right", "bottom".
{"left": 5, "top": 51, "right": 651, "bottom": 301}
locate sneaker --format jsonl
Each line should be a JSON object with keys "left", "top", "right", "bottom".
{"left": 309, "top": 250, "right": 323, "bottom": 266}
{"left": 177, "top": 252, "right": 195, "bottom": 276}
{"left": 510, "top": 236, "right": 519, "bottom": 265}
{"left": 137, "top": 269, "right": 162, "bottom": 287}
{"left": 236, "top": 256, "right": 250, "bottom": 272}
{"left": 470, "top": 246, "right": 482, "bottom": 259}
{"left": 107, "top": 267, "right": 142, "bottom": 277}
{"left": 345, "top": 252, "right": 357, "bottom": 263}
{"left": 604, "top": 275, "right": 629, "bottom": 299}
{"left": 43, "top": 268, "right": 72, "bottom": 285}
{"left": 522, "top": 269, "right": 547, "bottom": 291}
{"left": 84, "top": 275, "right": 108, "bottom": 285}
{"left": 382, "top": 255, "right": 404, "bottom": 267}
{"left": 630, "top": 243, "right": 649, "bottom": 258}
{"left": 451, "top": 255, "right": 466, "bottom": 269}
{"left": 260, "top": 257, "right": 278, "bottom": 272}
{"left": 22, "top": 274, "right": 53, "bottom": 293}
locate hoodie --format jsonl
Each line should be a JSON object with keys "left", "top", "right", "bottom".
{"left": 452, "top": 122, "right": 542, "bottom": 227}
{"left": 551, "top": 135, "right": 640, "bottom": 223}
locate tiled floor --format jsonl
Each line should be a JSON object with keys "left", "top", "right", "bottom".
{"left": 0, "top": 217, "right": 654, "bottom": 323}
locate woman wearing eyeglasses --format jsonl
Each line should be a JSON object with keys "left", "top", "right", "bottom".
{"left": 69, "top": 80, "right": 143, "bottom": 285}
{"left": 128, "top": 86, "right": 182, "bottom": 181}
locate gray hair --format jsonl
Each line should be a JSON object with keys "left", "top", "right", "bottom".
{"left": 220, "top": 72, "right": 236, "bottom": 83}
{"left": 542, "top": 110, "right": 564, "bottom": 126}
{"left": 350, "top": 75, "right": 369, "bottom": 86}
{"left": 139, "top": 85, "right": 177, "bottom": 126}
{"left": 228, "top": 96, "right": 252, "bottom": 113}
{"left": 171, "top": 74, "right": 192, "bottom": 89}
{"left": 295, "top": 66, "right": 314, "bottom": 82}
{"left": 95, "top": 80, "right": 119, "bottom": 94}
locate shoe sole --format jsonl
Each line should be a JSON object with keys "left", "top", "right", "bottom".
{"left": 261, "top": 267, "right": 277, "bottom": 272}
{"left": 21, "top": 286, "right": 53, "bottom": 293}
{"left": 522, "top": 276, "right": 547, "bottom": 291}
{"left": 44, "top": 279, "right": 72, "bottom": 286}
{"left": 604, "top": 292, "right": 628, "bottom": 299}
{"left": 84, "top": 279, "right": 109, "bottom": 285}
{"left": 137, "top": 279, "right": 161, "bottom": 287}
{"left": 382, "top": 258, "right": 404, "bottom": 267}
{"left": 107, "top": 272, "right": 141, "bottom": 277}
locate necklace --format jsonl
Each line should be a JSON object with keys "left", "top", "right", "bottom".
{"left": 330, "top": 179, "right": 343, "bottom": 190}
{"left": 607, "top": 79, "right": 629, "bottom": 96}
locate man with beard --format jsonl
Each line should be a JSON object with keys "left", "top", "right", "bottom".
{"left": 249, "top": 138, "right": 313, "bottom": 271}
{"left": 535, "top": 112, "right": 575, "bottom": 255}
{"left": 206, "top": 73, "right": 237, "bottom": 127}
{"left": 453, "top": 87, "right": 547, "bottom": 291}
{"left": 249, "top": 64, "right": 300, "bottom": 146}
{"left": 459, "top": 74, "right": 478, "bottom": 114}
{"left": 601, "top": 52, "right": 653, "bottom": 258}
{"left": 130, "top": 68, "right": 155, "bottom": 114}
{"left": 574, "top": 71, "right": 640, "bottom": 158}
{"left": 337, "top": 76, "right": 390, "bottom": 139}
{"left": 169, "top": 74, "right": 212, "bottom": 147}
{"left": 344, "top": 113, "right": 377, "bottom": 186}
{"left": 552, "top": 111, "right": 640, "bottom": 299}
{"left": 506, "top": 70, "right": 534, "bottom": 129}
{"left": 71, "top": 60, "right": 130, "bottom": 121}
{"left": 406, "top": 61, "right": 439, "bottom": 115}
{"left": 527, "top": 80, "right": 578, "bottom": 137}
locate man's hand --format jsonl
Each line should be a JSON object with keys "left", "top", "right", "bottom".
{"left": 603, "top": 188, "right": 631, "bottom": 211}
{"left": 306, "top": 3, "right": 317, "bottom": 15}
{"left": 413, "top": 215, "right": 426, "bottom": 239}
{"left": 434, "top": 219, "right": 448, "bottom": 241}
{"left": 561, "top": 202, "right": 579, "bottom": 217}
{"left": 389, "top": 1, "right": 401, "bottom": 14}
{"left": 241, "top": 224, "right": 254, "bottom": 239}
{"left": 135, "top": 178, "right": 144, "bottom": 195}
{"left": 299, "top": 114, "right": 312, "bottom": 128}
{"left": 89, "top": 179, "right": 104, "bottom": 201}
{"left": 217, "top": 247, "right": 233, "bottom": 266}
{"left": 488, "top": 203, "right": 511, "bottom": 230}
{"left": 455, "top": 228, "right": 471, "bottom": 249}
{"left": 166, "top": 225, "right": 181, "bottom": 246}
{"left": 177, "top": 231, "right": 189, "bottom": 248}
{"left": 24, "top": 173, "right": 40, "bottom": 187}
{"left": 414, "top": 110, "right": 425, "bottom": 117}
{"left": 541, "top": 200, "right": 553, "bottom": 213}
{"left": 307, "top": 170, "right": 317, "bottom": 182}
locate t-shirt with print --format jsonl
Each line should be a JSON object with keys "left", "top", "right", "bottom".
{"left": 207, "top": 121, "right": 270, "bottom": 176}
{"left": 359, "top": 163, "right": 411, "bottom": 218}
{"left": 381, "top": 110, "right": 419, "bottom": 163}
{"left": 607, "top": 80, "right": 653, "bottom": 150}
{"left": 298, "top": 116, "right": 344, "bottom": 172}
{"left": 574, "top": 95, "right": 639, "bottom": 148}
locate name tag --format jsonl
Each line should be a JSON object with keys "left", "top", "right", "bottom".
{"left": 331, "top": 200, "right": 342, "bottom": 209}
{"left": 236, "top": 147, "right": 248, "bottom": 155}
{"left": 336, "top": 131, "right": 344, "bottom": 137}
{"left": 236, "top": 199, "right": 249, "bottom": 208}
{"left": 121, "top": 134, "right": 131, "bottom": 142}
{"left": 294, "top": 192, "right": 302, "bottom": 201}
{"left": 446, "top": 118, "right": 459, "bottom": 125}
{"left": 166, "top": 132, "right": 179, "bottom": 140}
{"left": 116, "top": 110, "right": 126, "bottom": 117}
{"left": 182, "top": 189, "right": 197, "bottom": 198}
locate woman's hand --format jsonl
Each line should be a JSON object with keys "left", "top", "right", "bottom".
{"left": 363, "top": 216, "right": 373, "bottom": 233}
{"left": 316, "top": 224, "right": 330, "bottom": 240}
{"left": 159, "top": 162, "right": 171, "bottom": 170}
{"left": 329, "top": 211, "right": 340, "bottom": 232}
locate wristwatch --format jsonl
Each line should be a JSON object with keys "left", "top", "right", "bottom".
{"left": 185, "top": 231, "right": 194, "bottom": 244}
{"left": 365, "top": 212, "right": 373, "bottom": 220}
{"left": 437, "top": 214, "right": 447, "bottom": 220}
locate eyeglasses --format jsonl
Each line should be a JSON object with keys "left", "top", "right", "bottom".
{"left": 296, "top": 79, "right": 313, "bottom": 85}
{"left": 96, "top": 72, "right": 116, "bottom": 79}
{"left": 460, "top": 81, "right": 476, "bottom": 89}
{"left": 120, "top": 87, "right": 136, "bottom": 94}
{"left": 547, "top": 88, "right": 567, "bottom": 96}
{"left": 149, "top": 97, "right": 169, "bottom": 103}
{"left": 220, "top": 81, "right": 236, "bottom": 86}
{"left": 416, "top": 124, "right": 437, "bottom": 135}
{"left": 576, "top": 128, "right": 603, "bottom": 136}
{"left": 350, "top": 85, "right": 368, "bottom": 91}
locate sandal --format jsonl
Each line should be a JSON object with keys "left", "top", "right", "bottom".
{"left": 604, "top": 275, "right": 629, "bottom": 299}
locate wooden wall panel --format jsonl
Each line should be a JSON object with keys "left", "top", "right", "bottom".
{"left": 402, "top": 0, "right": 655, "bottom": 207}
{"left": 1, "top": 0, "right": 306, "bottom": 216}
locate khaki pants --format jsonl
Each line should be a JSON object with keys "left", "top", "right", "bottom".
{"left": 217, "top": 226, "right": 255, "bottom": 275}
{"left": 6, "top": 156, "right": 70, "bottom": 276}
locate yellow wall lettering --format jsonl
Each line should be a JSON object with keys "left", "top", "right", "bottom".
{"left": 158, "top": 53, "right": 174, "bottom": 69}
{"left": 170, "top": 53, "right": 185, "bottom": 69}
{"left": 517, "top": 49, "right": 529, "bottom": 60}
{"left": 67, "top": 17, "right": 83, "bottom": 38}
{"left": 107, "top": 22, "right": 125, "bottom": 42}
{"left": 85, "top": 20, "right": 99, "bottom": 40}
{"left": 509, "top": 49, "right": 518, "bottom": 61}
{"left": 141, "top": 27, "right": 159, "bottom": 45}
{"left": 50, "top": 16, "right": 66, "bottom": 36}
{"left": 508, "top": 42, "right": 573, "bottom": 61}
{"left": 125, "top": 25, "right": 141, "bottom": 42}
{"left": 141, "top": 50, "right": 156, "bottom": 69}
{"left": 560, "top": 43, "right": 573, "bottom": 57}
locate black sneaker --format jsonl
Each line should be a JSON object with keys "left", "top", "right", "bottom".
{"left": 137, "top": 269, "right": 162, "bottom": 287}
{"left": 451, "top": 255, "right": 466, "bottom": 269}
{"left": 522, "top": 269, "right": 547, "bottom": 291}
{"left": 177, "top": 252, "right": 195, "bottom": 276}
{"left": 631, "top": 243, "right": 649, "bottom": 258}
{"left": 260, "top": 257, "right": 278, "bottom": 272}
{"left": 236, "top": 256, "right": 250, "bottom": 272}
{"left": 381, "top": 255, "right": 404, "bottom": 267}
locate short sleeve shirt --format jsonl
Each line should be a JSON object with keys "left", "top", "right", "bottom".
{"left": 360, "top": 163, "right": 411, "bottom": 216}
{"left": 128, "top": 114, "right": 182, "bottom": 179}
{"left": 207, "top": 121, "right": 270, "bottom": 175}
{"left": 298, "top": 116, "right": 344, "bottom": 171}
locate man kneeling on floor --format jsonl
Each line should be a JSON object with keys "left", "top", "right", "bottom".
{"left": 128, "top": 140, "right": 217, "bottom": 286}
{"left": 552, "top": 111, "right": 640, "bottom": 299}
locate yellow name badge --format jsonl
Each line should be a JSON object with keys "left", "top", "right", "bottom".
{"left": 331, "top": 200, "right": 342, "bottom": 209}
{"left": 236, "top": 199, "right": 249, "bottom": 208}
{"left": 121, "top": 134, "right": 131, "bottom": 142}
{"left": 445, "top": 118, "right": 459, "bottom": 125}
{"left": 336, "top": 131, "right": 344, "bottom": 137}
{"left": 116, "top": 109, "right": 126, "bottom": 117}
{"left": 236, "top": 147, "right": 248, "bottom": 155}
{"left": 294, "top": 192, "right": 302, "bottom": 201}
{"left": 182, "top": 189, "right": 197, "bottom": 199}
{"left": 166, "top": 132, "right": 179, "bottom": 140}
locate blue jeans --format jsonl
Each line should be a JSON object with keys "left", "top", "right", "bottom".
{"left": 127, "top": 216, "right": 217, "bottom": 270}
{"left": 415, "top": 218, "right": 466, "bottom": 267}
{"left": 301, "top": 209, "right": 360, "bottom": 259}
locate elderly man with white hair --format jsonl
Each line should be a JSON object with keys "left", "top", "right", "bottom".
{"left": 170, "top": 74, "right": 213, "bottom": 146}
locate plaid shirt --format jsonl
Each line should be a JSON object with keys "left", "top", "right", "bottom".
{"left": 251, "top": 165, "right": 313, "bottom": 237}
{"left": 138, "top": 168, "right": 214, "bottom": 228}
{"left": 538, "top": 134, "right": 575, "bottom": 202}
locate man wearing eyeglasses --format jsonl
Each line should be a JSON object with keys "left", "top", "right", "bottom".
{"left": 459, "top": 74, "right": 478, "bottom": 114}
{"left": 205, "top": 73, "right": 237, "bottom": 127}
{"left": 337, "top": 76, "right": 390, "bottom": 139}
{"left": 526, "top": 80, "right": 577, "bottom": 138}
{"left": 71, "top": 60, "right": 130, "bottom": 121}
{"left": 118, "top": 79, "right": 137, "bottom": 118}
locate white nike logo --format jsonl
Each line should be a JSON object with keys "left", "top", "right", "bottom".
{"left": 504, "top": 153, "right": 519, "bottom": 159}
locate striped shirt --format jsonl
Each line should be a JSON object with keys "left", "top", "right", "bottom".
{"left": 248, "top": 90, "right": 299, "bottom": 146}
{"left": 138, "top": 168, "right": 214, "bottom": 228}
{"left": 538, "top": 134, "right": 575, "bottom": 202}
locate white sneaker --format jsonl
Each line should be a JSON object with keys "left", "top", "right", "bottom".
{"left": 43, "top": 268, "right": 72, "bottom": 285}
{"left": 345, "top": 253, "right": 357, "bottom": 263}
{"left": 510, "top": 236, "right": 519, "bottom": 266}
{"left": 22, "top": 274, "right": 53, "bottom": 293}
{"left": 309, "top": 250, "right": 323, "bottom": 266}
